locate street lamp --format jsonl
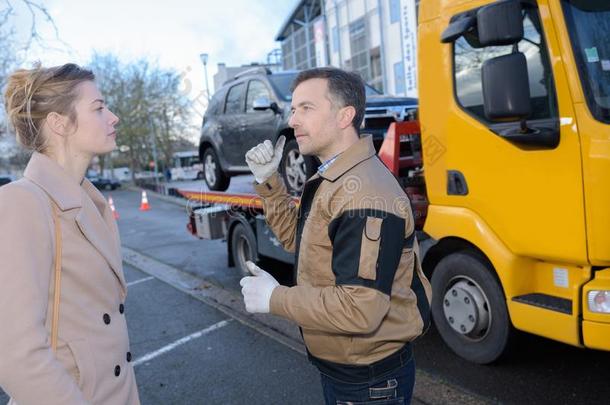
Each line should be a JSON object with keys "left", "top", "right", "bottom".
{"left": 199, "top": 52, "right": 210, "bottom": 102}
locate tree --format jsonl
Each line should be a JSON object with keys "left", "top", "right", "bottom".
{"left": 88, "top": 53, "right": 196, "bottom": 181}
{"left": 0, "top": 0, "right": 62, "bottom": 173}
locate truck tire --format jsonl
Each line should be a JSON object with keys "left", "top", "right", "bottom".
{"left": 230, "top": 222, "right": 257, "bottom": 276}
{"left": 431, "top": 251, "right": 512, "bottom": 364}
{"left": 280, "top": 138, "right": 318, "bottom": 196}
{"left": 203, "top": 148, "right": 230, "bottom": 191}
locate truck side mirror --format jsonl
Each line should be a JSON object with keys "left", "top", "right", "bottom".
{"left": 482, "top": 52, "right": 531, "bottom": 121}
{"left": 477, "top": 0, "right": 524, "bottom": 46}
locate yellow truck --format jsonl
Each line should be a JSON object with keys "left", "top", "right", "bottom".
{"left": 419, "top": 0, "right": 610, "bottom": 363}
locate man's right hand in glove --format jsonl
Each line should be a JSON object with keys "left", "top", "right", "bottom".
{"left": 245, "top": 135, "right": 286, "bottom": 184}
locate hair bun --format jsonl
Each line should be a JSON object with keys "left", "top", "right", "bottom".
{"left": 3, "top": 63, "right": 95, "bottom": 152}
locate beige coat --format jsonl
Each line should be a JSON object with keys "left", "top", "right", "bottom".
{"left": 0, "top": 152, "right": 140, "bottom": 405}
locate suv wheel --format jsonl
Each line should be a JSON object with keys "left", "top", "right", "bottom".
{"left": 280, "top": 139, "right": 318, "bottom": 195}
{"left": 203, "top": 148, "right": 230, "bottom": 191}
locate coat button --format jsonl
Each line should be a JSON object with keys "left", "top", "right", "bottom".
{"left": 126, "top": 352, "right": 132, "bottom": 362}
{"left": 119, "top": 304, "right": 125, "bottom": 314}
{"left": 114, "top": 365, "right": 121, "bottom": 377}
{"left": 103, "top": 314, "right": 111, "bottom": 325}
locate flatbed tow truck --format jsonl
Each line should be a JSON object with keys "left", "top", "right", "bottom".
{"left": 181, "top": 121, "right": 426, "bottom": 276}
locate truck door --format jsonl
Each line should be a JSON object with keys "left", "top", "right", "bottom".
{"left": 424, "top": 2, "right": 587, "bottom": 263}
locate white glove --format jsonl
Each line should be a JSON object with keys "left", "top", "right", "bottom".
{"left": 245, "top": 135, "right": 286, "bottom": 184}
{"left": 239, "top": 261, "right": 279, "bottom": 313}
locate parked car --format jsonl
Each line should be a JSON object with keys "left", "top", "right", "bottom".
{"left": 199, "top": 67, "right": 418, "bottom": 194}
{"left": 88, "top": 176, "right": 121, "bottom": 191}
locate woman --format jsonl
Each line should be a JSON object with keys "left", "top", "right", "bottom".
{"left": 0, "top": 63, "right": 140, "bottom": 404}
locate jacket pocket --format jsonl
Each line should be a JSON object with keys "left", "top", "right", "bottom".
{"left": 299, "top": 218, "right": 335, "bottom": 286}
{"left": 67, "top": 339, "right": 97, "bottom": 400}
{"left": 358, "top": 217, "right": 383, "bottom": 281}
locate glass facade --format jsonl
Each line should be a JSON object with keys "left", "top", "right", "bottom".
{"left": 279, "top": 0, "right": 421, "bottom": 95}
{"left": 281, "top": 23, "right": 316, "bottom": 71}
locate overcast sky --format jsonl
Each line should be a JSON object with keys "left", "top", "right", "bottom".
{"left": 12, "top": 0, "right": 296, "bottom": 95}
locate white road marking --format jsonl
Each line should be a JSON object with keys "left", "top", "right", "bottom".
{"left": 122, "top": 246, "right": 306, "bottom": 356}
{"left": 126, "top": 276, "right": 155, "bottom": 287}
{"left": 133, "top": 319, "right": 232, "bottom": 367}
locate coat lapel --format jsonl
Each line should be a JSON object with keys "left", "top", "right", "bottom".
{"left": 23, "top": 152, "right": 127, "bottom": 293}
{"left": 76, "top": 180, "right": 127, "bottom": 294}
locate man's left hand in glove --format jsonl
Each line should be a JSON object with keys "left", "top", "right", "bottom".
{"left": 239, "top": 261, "right": 280, "bottom": 314}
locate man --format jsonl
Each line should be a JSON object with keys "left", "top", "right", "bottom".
{"left": 240, "top": 67, "right": 431, "bottom": 404}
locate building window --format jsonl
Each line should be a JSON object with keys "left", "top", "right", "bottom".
{"left": 282, "top": 39, "right": 293, "bottom": 70}
{"left": 370, "top": 47, "right": 383, "bottom": 92}
{"left": 390, "top": 0, "right": 400, "bottom": 24}
{"left": 308, "top": 24, "right": 316, "bottom": 68}
{"left": 332, "top": 26, "right": 339, "bottom": 54}
{"left": 291, "top": 24, "right": 316, "bottom": 70}
{"left": 394, "top": 61, "right": 405, "bottom": 95}
{"left": 349, "top": 17, "right": 368, "bottom": 81}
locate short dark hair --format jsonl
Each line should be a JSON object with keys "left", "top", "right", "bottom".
{"left": 292, "top": 67, "right": 365, "bottom": 133}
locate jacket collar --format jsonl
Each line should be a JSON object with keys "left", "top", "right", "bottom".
{"left": 317, "top": 135, "right": 376, "bottom": 182}
{"left": 24, "top": 152, "right": 126, "bottom": 293}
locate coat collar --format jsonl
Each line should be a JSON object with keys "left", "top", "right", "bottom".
{"left": 23, "top": 152, "right": 126, "bottom": 293}
{"left": 317, "top": 135, "right": 376, "bottom": 182}
{"left": 24, "top": 152, "right": 83, "bottom": 210}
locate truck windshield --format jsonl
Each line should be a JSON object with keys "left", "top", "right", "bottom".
{"left": 562, "top": 0, "right": 610, "bottom": 123}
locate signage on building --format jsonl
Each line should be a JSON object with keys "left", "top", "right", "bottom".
{"left": 400, "top": 0, "right": 418, "bottom": 97}
{"left": 314, "top": 18, "right": 327, "bottom": 67}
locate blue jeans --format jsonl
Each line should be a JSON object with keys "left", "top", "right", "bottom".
{"left": 320, "top": 357, "right": 416, "bottom": 405}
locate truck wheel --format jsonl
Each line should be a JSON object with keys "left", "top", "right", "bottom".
{"left": 280, "top": 138, "right": 318, "bottom": 196}
{"left": 203, "top": 148, "right": 230, "bottom": 191}
{"left": 431, "top": 251, "right": 512, "bottom": 364}
{"left": 230, "top": 222, "right": 257, "bottom": 276}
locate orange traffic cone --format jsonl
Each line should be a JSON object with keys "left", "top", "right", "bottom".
{"left": 108, "top": 196, "right": 119, "bottom": 219}
{"left": 139, "top": 190, "right": 151, "bottom": 211}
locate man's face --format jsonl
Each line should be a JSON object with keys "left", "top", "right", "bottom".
{"left": 288, "top": 78, "right": 341, "bottom": 159}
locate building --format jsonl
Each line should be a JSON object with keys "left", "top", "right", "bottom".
{"left": 276, "top": 0, "right": 420, "bottom": 97}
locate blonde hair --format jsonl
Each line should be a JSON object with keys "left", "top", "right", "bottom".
{"left": 3, "top": 63, "right": 95, "bottom": 152}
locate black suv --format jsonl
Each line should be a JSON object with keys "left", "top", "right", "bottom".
{"left": 199, "top": 67, "right": 417, "bottom": 194}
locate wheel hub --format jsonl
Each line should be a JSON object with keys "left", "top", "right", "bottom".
{"left": 442, "top": 279, "right": 490, "bottom": 339}
{"left": 205, "top": 154, "right": 216, "bottom": 185}
{"left": 285, "top": 149, "right": 306, "bottom": 191}
{"left": 236, "top": 234, "right": 252, "bottom": 275}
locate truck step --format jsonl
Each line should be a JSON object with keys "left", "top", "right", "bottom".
{"left": 512, "top": 293, "right": 572, "bottom": 315}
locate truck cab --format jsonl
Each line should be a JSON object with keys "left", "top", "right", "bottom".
{"left": 419, "top": 0, "right": 610, "bottom": 363}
